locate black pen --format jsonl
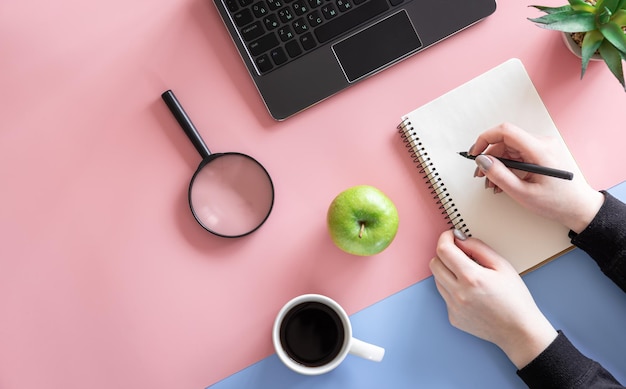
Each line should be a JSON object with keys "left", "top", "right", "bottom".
{"left": 458, "top": 151, "right": 574, "bottom": 180}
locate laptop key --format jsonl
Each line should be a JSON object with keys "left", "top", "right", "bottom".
{"left": 252, "top": 1, "right": 270, "bottom": 17}
{"left": 249, "top": 33, "right": 280, "bottom": 56}
{"left": 255, "top": 54, "right": 273, "bottom": 72}
{"left": 307, "top": 10, "right": 323, "bottom": 26}
{"left": 226, "top": 0, "right": 239, "bottom": 12}
{"left": 264, "top": 14, "right": 280, "bottom": 29}
{"left": 277, "top": 26, "right": 295, "bottom": 41}
{"left": 300, "top": 32, "right": 316, "bottom": 50}
{"left": 267, "top": 0, "right": 283, "bottom": 9}
{"left": 242, "top": 21, "right": 265, "bottom": 41}
{"left": 336, "top": 0, "right": 352, "bottom": 12}
{"left": 292, "top": 18, "right": 309, "bottom": 34}
{"left": 270, "top": 47, "right": 289, "bottom": 65}
{"left": 321, "top": 4, "right": 338, "bottom": 19}
{"left": 278, "top": 7, "right": 295, "bottom": 23}
{"left": 285, "top": 39, "right": 303, "bottom": 57}
{"left": 315, "top": 0, "right": 390, "bottom": 43}
{"left": 233, "top": 9, "right": 254, "bottom": 27}
{"left": 292, "top": 0, "right": 308, "bottom": 15}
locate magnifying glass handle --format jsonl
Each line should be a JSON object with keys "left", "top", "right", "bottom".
{"left": 161, "top": 90, "right": 212, "bottom": 160}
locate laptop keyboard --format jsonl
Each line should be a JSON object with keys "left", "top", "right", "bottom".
{"left": 225, "top": 0, "right": 405, "bottom": 74}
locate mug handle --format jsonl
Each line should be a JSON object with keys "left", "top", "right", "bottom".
{"left": 349, "top": 338, "right": 385, "bottom": 362}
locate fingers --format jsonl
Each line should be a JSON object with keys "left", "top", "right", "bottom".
{"left": 430, "top": 230, "right": 514, "bottom": 282}
{"left": 471, "top": 123, "right": 543, "bottom": 163}
{"left": 430, "top": 262, "right": 452, "bottom": 300}
{"left": 432, "top": 230, "right": 479, "bottom": 277}
{"left": 475, "top": 155, "right": 530, "bottom": 196}
{"left": 470, "top": 123, "right": 547, "bottom": 197}
{"left": 453, "top": 232, "right": 514, "bottom": 272}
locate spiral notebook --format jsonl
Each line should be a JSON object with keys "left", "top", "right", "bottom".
{"left": 398, "top": 58, "right": 582, "bottom": 273}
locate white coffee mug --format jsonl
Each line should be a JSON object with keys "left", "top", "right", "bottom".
{"left": 272, "top": 294, "right": 385, "bottom": 375}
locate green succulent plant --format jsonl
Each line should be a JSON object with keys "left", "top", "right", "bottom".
{"left": 529, "top": 0, "right": 626, "bottom": 90}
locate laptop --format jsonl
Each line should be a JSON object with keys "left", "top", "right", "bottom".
{"left": 213, "top": 0, "right": 497, "bottom": 120}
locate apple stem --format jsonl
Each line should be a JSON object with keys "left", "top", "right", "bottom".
{"left": 359, "top": 222, "right": 365, "bottom": 239}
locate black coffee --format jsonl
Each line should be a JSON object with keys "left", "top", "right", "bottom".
{"left": 279, "top": 301, "right": 345, "bottom": 367}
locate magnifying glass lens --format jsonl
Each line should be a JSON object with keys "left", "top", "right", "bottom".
{"left": 189, "top": 153, "right": 274, "bottom": 237}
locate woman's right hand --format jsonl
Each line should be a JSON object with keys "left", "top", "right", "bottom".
{"left": 470, "top": 123, "right": 604, "bottom": 234}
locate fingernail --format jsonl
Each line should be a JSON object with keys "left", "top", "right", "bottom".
{"left": 468, "top": 143, "right": 476, "bottom": 155}
{"left": 453, "top": 228, "right": 468, "bottom": 241}
{"left": 475, "top": 155, "right": 493, "bottom": 172}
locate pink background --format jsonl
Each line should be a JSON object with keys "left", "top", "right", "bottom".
{"left": 1, "top": 0, "right": 625, "bottom": 388}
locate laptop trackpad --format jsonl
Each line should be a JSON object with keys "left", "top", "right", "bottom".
{"left": 333, "top": 11, "right": 422, "bottom": 82}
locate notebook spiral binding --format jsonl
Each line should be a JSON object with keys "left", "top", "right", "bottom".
{"left": 397, "top": 118, "right": 471, "bottom": 236}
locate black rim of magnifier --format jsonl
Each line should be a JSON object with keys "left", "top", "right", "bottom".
{"left": 189, "top": 153, "right": 274, "bottom": 238}
{"left": 161, "top": 90, "right": 275, "bottom": 238}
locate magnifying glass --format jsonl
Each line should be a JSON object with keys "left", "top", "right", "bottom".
{"left": 161, "top": 90, "right": 274, "bottom": 238}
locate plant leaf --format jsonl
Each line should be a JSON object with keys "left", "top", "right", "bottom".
{"left": 568, "top": 0, "right": 597, "bottom": 12}
{"left": 599, "top": 21, "right": 626, "bottom": 52}
{"left": 581, "top": 30, "right": 605, "bottom": 78}
{"left": 529, "top": 12, "right": 597, "bottom": 31}
{"left": 602, "top": 0, "right": 621, "bottom": 13}
{"left": 598, "top": 7, "right": 613, "bottom": 24}
{"left": 599, "top": 40, "right": 626, "bottom": 89}
{"left": 529, "top": 5, "right": 573, "bottom": 13}
{"left": 611, "top": 9, "right": 626, "bottom": 25}
{"left": 529, "top": 10, "right": 586, "bottom": 24}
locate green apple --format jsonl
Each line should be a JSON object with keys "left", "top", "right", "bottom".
{"left": 326, "top": 185, "right": 399, "bottom": 256}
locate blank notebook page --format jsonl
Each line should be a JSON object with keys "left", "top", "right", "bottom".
{"left": 400, "top": 58, "right": 583, "bottom": 273}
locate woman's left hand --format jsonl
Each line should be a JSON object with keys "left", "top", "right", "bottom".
{"left": 429, "top": 229, "right": 558, "bottom": 369}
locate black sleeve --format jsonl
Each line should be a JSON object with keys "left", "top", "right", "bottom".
{"left": 517, "top": 192, "right": 626, "bottom": 388}
{"left": 569, "top": 191, "right": 626, "bottom": 293}
{"left": 517, "top": 331, "right": 623, "bottom": 388}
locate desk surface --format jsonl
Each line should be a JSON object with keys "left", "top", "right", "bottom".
{"left": 1, "top": 0, "right": 625, "bottom": 388}
{"left": 210, "top": 182, "right": 626, "bottom": 388}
